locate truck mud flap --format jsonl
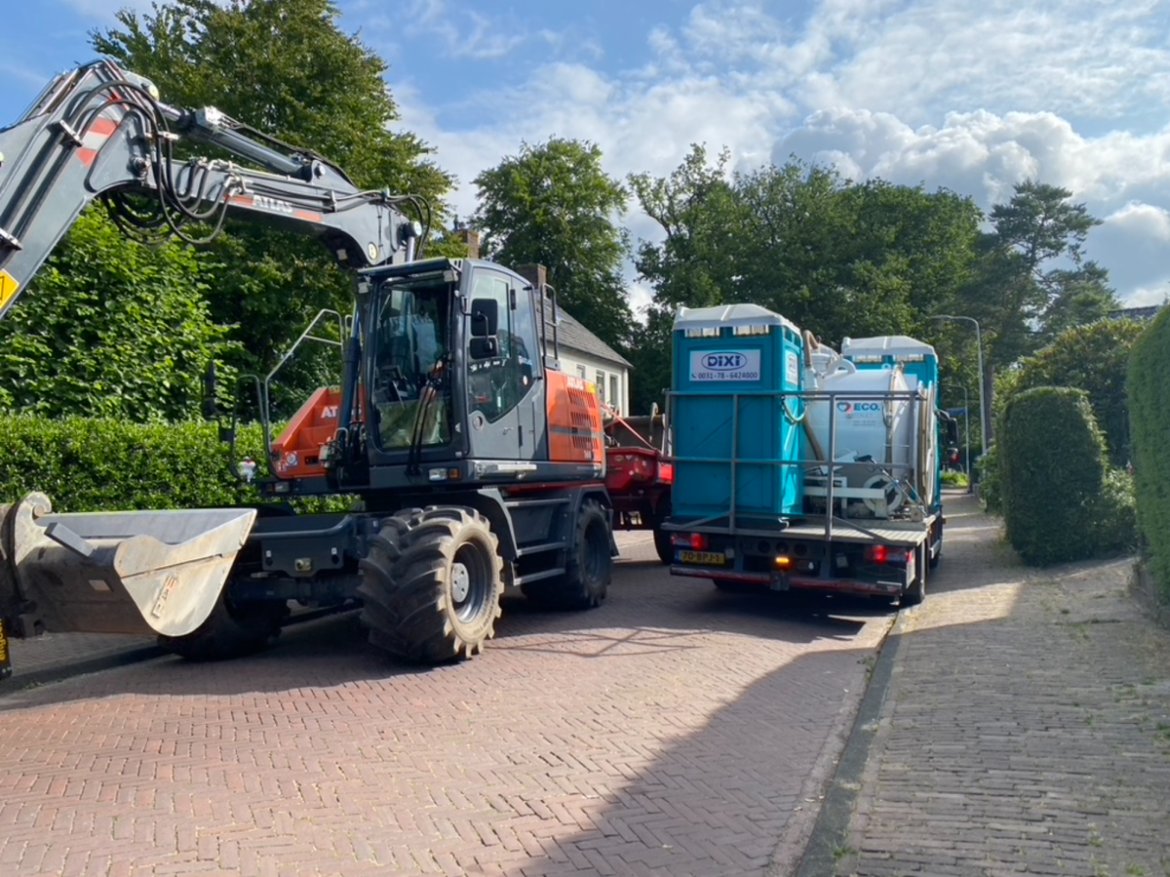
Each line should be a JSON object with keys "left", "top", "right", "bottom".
{"left": 0, "top": 493, "right": 256, "bottom": 638}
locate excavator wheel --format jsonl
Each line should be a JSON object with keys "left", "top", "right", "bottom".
{"left": 523, "top": 499, "right": 611, "bottom": 610}
{"left": 358, "top": 506, "right": 503, "bottom": 664}
{"left": 158, "top": 589, "right": 287, "bottom": 662}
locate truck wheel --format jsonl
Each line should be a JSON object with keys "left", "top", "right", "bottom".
{"left": 653, "top": 528, "right": 673, "bottom": 565}
{"left": 158, "top": 590, "right": 286, "bottom": 661}
{"left": 358, "top": 506, "right": 503, "bottom": 663}
{"left": 524, "top": 499, "right": 611, "bottom": 610}
{"left": 902, "top": 544, "right": 928, "bottom": 607}
{"left": 928, "top": 521, "right": 943, "bottom": 569}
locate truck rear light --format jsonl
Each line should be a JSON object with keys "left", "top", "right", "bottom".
{"left": 865, "top": 544, "right": 889, "bottom": 564}
{"left": 672, "top": 532, "right": 708, "bottom": 551}
{"left": 775, "top": 555, "right": 792, "bottom": 568}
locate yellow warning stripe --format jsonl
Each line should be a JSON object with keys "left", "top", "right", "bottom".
{"left": 0, "top": 271, "right": 19, "bottom": 311}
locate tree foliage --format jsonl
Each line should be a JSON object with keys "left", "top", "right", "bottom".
{"left": 628, "top": 146, "right": 982, "bottom": 413}
{"left": 958, "top": 181, "right": 1117, "bottom": 369}
{"left": 472, "top": 137, "right": 633, "bottom": 353}
{"left": 996, "top": 318, "right": 1144, "bottom": 467}
{"left": 90, "top": 0, "right": 453, "bottom": 407}
{"left": 0, "top": 211, "right": 233, "bottom": 421}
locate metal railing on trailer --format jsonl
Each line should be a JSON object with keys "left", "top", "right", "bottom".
{"left": 660, "top": 385, "right": 939, "bottom": 548}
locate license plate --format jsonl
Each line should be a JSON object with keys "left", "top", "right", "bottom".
{"left": 678, "top": 550, "right": 726, "bottom": 565}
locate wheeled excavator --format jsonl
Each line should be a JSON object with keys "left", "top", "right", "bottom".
{"left": 0, "top": 59, "right": 615, "bottom": 673}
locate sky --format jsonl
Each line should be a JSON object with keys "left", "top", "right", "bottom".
{"left": 3, "top": 0, "right": 1170, "bottom": 313}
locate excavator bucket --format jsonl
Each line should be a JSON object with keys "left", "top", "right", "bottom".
{"left": 0, "top": 493, "right": 256, "bottom": 638}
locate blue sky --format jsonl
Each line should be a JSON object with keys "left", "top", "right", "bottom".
{"left": 4, "top": 0, "right": 1170, "bottom": 310}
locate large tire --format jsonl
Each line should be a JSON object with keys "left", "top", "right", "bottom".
{"left": 902, "top": 543, "right": 928, "bottom": 607}
{"left": 652, "top": 499, "right": 673, "bottom": 565}
{"left": 158, "top": 589, "right": 286, "bottom": 661}
{"left": 358, "top": 506, "right": 503, "bottom": 663}
{"left": 524, "top": 499, "right": 612, "bottom": 610}
{"left": 928, "top": 521, "right": 943, "bottom": 569}
{"left": 653, "top": 528, "right": 673, "bottom": 566}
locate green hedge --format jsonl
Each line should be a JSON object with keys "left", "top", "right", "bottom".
{"left": 1128, "top": 308, "right": 1170, "bottom": 601}
{"left": 0, "top": 415, "right": 268, "bottom": 512}
{"left": 1000, "top": 386, "right": 1135, "bottom": 566}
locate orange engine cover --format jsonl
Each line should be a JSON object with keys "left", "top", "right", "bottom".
{"left": 545, "top": 371, "right": 604, "bottom": 464}
{"left": 271, "top": 387, "right": 343, "bottom": 479}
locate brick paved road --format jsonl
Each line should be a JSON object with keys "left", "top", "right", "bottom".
{"left": 0, "top": 531, "right": 894, "bottom": 877}
{"left": 834, "top": 494, "right": 1170, "bottom": 877}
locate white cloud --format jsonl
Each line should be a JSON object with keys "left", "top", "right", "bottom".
{"left": 388, "top": 0, "right": 1170, "bottom": 307}
{"left": 775, "top": 108, "right": 1170, "bottom": 304}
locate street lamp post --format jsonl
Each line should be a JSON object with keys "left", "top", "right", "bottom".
{"left": 931, "top": 314, "right": 989, "bottom": 448}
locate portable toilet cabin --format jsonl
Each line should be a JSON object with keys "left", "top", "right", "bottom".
{"left": 840, "top": 335, "right": 942, "bottom": 515}
{"left": 670, "top": 304, "right": 805, "bottom": 526}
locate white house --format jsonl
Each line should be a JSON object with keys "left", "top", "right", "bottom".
{"left": 552, "top": 308, "right": 632, "bottom": 416}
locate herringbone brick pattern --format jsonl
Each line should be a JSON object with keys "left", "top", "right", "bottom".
{"left": 0, "top": 534, "right": 892, "bottom": 876}
{"left": 836, "top": 495, "right": 1170, "bottom": 877}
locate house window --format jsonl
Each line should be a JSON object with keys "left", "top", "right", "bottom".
{"left": 596, "top": 370, "right": 606, "bottom": 404}
{"left": 610, "top": 375, "right": 619, "bottom": 412}
{"left": 577, "top": 364, "right": 587, "bottom": 380}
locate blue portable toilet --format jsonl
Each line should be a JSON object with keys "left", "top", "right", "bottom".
{"left": 670, "top": 304, "right": 805, "bottom": 524}
{"left": 840, "top": 335, "right": 942, "bottom": 515}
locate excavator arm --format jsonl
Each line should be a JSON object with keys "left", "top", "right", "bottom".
{"left": 0, "top": 58, "right": 427, "bottom": 318}
{"left": 0, "top": 60, "right": 435, "bottom": 650}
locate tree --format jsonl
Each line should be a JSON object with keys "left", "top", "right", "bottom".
{"left": 628, "top": 145, "right": 743, "bottom": 413}
{"left": 629, "top": 148, "right": 982, "bottom": 413}
{"left": 954, "top": 181, "right": 1118, "bottom": 442}
{"left": 0, "top": 211, "right": 233, "bottom": 421}
{"left": 472, "top": 137, "right": 633, "bottom": 353}
{"left": 958, "top": 181, "right": 1117, "bottom": 407}
{"left": 995, "top": 318, "right": 1144, "bottom": 467}
{"left": 91, "top": 0, "right": 454, "bottom": 408}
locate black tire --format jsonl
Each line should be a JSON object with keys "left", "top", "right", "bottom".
{"left": 358, "top": 506, "right": 503, "bottom": 663}
{"left": 902, "top": 543, "right": 928, "bottom": 607}
{"left": 653, "top": 528, "right": 673, "bottom": 565}
{"left": 158, "top": 589, "right": 286, "bottom": 661}
{"left": 928, "top": 521, "right": 943, "bottom": 569}
{"left": 524, "top": 499, "right": 612, "bottom": 610}
{"left": 652, "top": 498, "right": 673, "bottom": 565}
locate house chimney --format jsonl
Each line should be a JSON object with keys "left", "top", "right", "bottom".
{"left": 457, "top": 227, "right": 481, "bottom": 259}
{"left": 515, "top": 264, "right": 547, "bottom": 288}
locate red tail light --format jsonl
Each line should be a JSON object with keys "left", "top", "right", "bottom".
{"left": 689, "top": 533, "right": 708, "bottom": 551}
{"left": 865, "top": 544, "right": 889, "bottom": 564}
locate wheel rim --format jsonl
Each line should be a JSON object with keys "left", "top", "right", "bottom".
{"left": 452, "top": 541, "right": 492, "bottom": 622}
{"left": 451, "top": 563, "right": 471, "bottom": 603}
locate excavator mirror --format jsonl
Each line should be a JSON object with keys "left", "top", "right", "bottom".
{"left": 470, "top": 298, "right": 499, "bottom": 337}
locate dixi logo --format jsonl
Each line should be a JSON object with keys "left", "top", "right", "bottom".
{"left": 701, "top": 352, "right": 747, "bottom": 371}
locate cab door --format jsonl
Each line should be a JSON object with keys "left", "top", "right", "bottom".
{"left": 465, "top": 267, "right": 541, "bottom": 461}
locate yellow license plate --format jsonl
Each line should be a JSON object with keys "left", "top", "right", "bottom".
{"left": 679, "top": 550, "right": 726, "bottom": 565}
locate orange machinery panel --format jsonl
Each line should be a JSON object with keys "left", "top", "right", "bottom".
{"left": 271, "top": 387, "right": 343, "bottom": 479}
{"left": 545, "top": 371, "right": 604, "bottom": 464}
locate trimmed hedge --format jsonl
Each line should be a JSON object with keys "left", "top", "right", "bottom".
{"left": 1000, "top": 386, "right": 1135, "bottom": 566}
{"left": 1127, "top": 308, "right": 1170, "bottom": 601}
{"left": 0, "top": 415, "right": 268, "bottom": 512}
